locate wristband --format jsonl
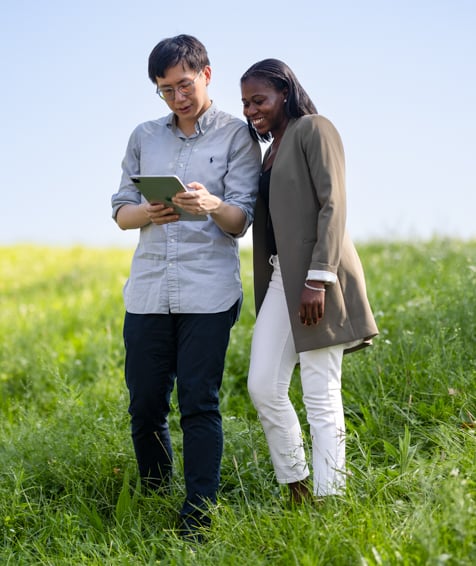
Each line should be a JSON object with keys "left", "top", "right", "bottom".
{"left": 304, "top": 283, "right": 326, "bottom": 292}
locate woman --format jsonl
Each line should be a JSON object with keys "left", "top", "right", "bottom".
{"left": 240, "top": 59, "right": 378, "bottom": 503}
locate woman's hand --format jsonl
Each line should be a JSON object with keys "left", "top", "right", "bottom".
{"left": 299, "top": 281, "right": 326, "bottom": 326}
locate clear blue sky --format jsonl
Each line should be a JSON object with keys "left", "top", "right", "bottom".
{"left": 1, "top": 0, "right": 475, "bottom": 248}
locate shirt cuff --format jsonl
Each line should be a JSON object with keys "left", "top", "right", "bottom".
{"left": 307, "top": 270, "right": 337, "bottom": 285}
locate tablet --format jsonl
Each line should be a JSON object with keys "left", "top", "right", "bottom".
{"left": 130, "top": 175, "right": 206, "bottom": 222}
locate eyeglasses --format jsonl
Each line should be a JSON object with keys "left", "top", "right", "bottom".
{"left": 156, "top": 71, "right": 202, "bottom": 101}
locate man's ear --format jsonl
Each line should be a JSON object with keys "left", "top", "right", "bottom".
{"left": 203, "top": 65, "right": 212, "bottom": 85}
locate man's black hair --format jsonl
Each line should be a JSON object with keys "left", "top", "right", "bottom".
{"left": 148, "top": 34, "right": 210, "bottom": 82}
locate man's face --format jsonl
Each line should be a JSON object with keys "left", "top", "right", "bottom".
{"left": 155, "top": 63, "right": 211, "bottom": 123}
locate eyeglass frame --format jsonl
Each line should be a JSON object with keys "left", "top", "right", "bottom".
{"left": 156, "top": 71, "right": 203, "bottom": 101}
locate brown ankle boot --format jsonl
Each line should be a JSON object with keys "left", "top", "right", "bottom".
{"left": 289, "top": 480, "right": 312, "bottom": 504}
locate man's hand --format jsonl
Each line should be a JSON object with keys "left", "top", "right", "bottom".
{"left": 172, "top": 182, "right": 221, "bottom": 216}
{"left": 145, "top": 202, "right": 180, "bottom": 225}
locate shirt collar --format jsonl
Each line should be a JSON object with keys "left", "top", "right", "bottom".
{"left": 166, "top": 101, "right": 217, "bottom": 135}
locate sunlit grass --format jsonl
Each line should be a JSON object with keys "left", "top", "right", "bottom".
{"left": 1, "top": 241, "right": 475, "bottom": 564}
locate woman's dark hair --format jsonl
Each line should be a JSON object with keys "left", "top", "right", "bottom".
{"left": 240, "top": 58, "right": 317, "bottom": 142}
{"left": 148, "top": 34, "right": 210, "bottom": 82}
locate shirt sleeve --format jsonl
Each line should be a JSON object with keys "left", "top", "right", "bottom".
{"left": 111, "top": 127, "right": 142, "bottom": 220}
{"left": 221, "top": 125, "right": 261, "bottom": 237}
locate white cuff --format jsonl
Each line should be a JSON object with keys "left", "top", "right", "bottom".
{"left": 307, "top": 270, "right": 337, "bottom": 285}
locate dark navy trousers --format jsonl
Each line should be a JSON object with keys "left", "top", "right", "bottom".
{"left": 123, "top": 302, "right": 238, "bottom": 521}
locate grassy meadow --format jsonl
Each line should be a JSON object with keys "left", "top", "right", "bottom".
{"left": 1, "top": 240, "right": 475, "bottom": 565}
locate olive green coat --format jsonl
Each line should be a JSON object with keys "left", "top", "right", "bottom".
{"left": 252, "top": 115, "right": 378, "bottom": 353}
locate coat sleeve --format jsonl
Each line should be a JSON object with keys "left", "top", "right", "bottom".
{"left": 301, "top": 115, "right": 347, "bottom": 278}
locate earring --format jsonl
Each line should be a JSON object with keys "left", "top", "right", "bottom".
{"left": 284, "top": 99, "right": 287, "bottom": 103}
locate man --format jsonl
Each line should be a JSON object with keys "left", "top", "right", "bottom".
{"left": 111, "top": 34, "right": 260, "bottom": 538}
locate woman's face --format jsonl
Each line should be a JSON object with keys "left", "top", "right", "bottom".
{"left": 241, "top": 76, "right": 288, "bottom": 138}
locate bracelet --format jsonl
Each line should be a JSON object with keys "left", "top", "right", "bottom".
{"left": 304, "top": 282, "right": 326, "bottom": 292}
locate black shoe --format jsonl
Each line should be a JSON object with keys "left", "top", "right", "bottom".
{"left": 178, "top": 513, "right": 210, "bottom": 544}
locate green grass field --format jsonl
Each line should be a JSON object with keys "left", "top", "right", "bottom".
{"left": 1, "top": 241, "right": 475, "bottom": 565}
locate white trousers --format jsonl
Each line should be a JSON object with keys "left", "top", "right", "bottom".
{"left": 248, "top": 256, "right": 346, "bottom": 496}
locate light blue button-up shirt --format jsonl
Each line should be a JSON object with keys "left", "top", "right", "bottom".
{"left": 111, "top": 103, "right": 261, "bottom": 314}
